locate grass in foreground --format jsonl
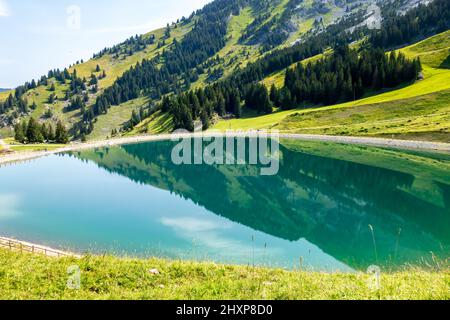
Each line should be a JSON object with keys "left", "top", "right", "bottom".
{"left": 0, "top": 249, "right": 448, "bottom": 300}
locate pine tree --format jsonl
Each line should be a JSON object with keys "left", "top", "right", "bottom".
{"left": 55, "top": 121, "right": 69, "bottom": 144}
{"left": 270, "top": 84, "right": 280, "bottom": 106}
{"left": 47, "top": 123, "right": 55, "bottom": 141}
{"left": 26, "top": 117, "right": 44, "bottom": 143}
{"left": 229, "top": 91, "right": 241, "bottom": 118}
{"left": 14, "top": 123, "right": 26, "bottom": 143}
{"left": 200, "top": 109, "right": 210, "bottom": 130}
{"left": 280, "top": 87, "right": 293, "bottom": 110}
{"left": 40, "top": 123, "right": 48, "bottom": 141}
{"left": 131, "top": 110, "right": 141, "bottom": 126}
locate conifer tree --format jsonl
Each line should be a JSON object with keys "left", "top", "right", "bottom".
{"left": 14, "top": 123, "right": 26, "bottom": 143}
{"left": 26, "top": 117, "right": 44, "bottom": 143}
{"left": 55, "top": 121, "right": 69, "bottom": 144}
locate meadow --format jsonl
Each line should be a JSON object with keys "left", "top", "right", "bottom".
{"left": 1, "top": 248, "right": 448, "bottom": 300}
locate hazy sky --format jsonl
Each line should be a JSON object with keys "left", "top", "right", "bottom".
{"left": 0, "top": 0, "right": 212, "bottom": 88}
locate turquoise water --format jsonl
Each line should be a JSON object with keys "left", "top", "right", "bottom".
{"left": 0, "top": 139, "right": 449, "bottom": 271}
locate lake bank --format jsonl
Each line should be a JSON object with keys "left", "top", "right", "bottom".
{"left": 0, "top": 237, "right": 80, "bottom": 258}
{"left": 1, "top": 133, "right": 449, "bottom": 166}
{"left": 1, "top": 248, "right": 448, "bottom": 300}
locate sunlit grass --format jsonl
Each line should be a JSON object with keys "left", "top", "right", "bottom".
{"left": 399, "top": 30, "right": 450, "bottom": 68}
{"left": 8, "top": 144, "right": 66, "bottom": 153}
{"left": 213, "top": 88, "right": 450, "bottom": 142}
{"left": 0, "top": 249, "right": 448, "bottom": 300}
{"left": 127, "top": 110, "right": 174, "bottom": 135}
{"left": 87, "top": 97, "right": 149, "bottom": 141}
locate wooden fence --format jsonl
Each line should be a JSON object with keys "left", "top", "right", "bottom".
{"left": 0, "top": 237, "right": 77, "bottom": 257}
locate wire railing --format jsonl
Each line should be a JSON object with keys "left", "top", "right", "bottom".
{"left": 0, "top": 237, "right": 77, "bottom": 258}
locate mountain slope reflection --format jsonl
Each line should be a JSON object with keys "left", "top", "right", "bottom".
{"left": 73, "top": 139, "right": 450, "bottom": 270}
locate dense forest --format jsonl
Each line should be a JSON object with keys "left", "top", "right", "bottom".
{"left": 151, "top": 45, "right": 420, "bottom": 132}
{"left": 277, "top": 47, "right": 421, "bottom": 108}
{"left": 370, "top": 0, "right": 450, "bottom": 48}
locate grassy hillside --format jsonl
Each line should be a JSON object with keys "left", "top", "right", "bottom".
{"left": 0, "top": 22, "right": 194, "bottom": 140}
{"left": 263, "top": 30, "right": 450, "bottom": 89}
{"left": 400, "top": 30, "right": 450, "bottom": 68}
{"left": 0, "top": 90, "right": 10, "bottom": 101}
{"left": 125, "top": 110, "right": 174, "bottom": 136}
{"left": 213, "top": 87, "right": 450, "bottom": 142}
{"left": 0, "top": 1, "right": 305, "bottom": 136}
{"left": 191, "top": 6, "right": 259, "bottom": 90}
{"left": 2, "top": 0, "right": 352, "bottom": 141}
{"left": 88, "top": 97, "right": 149, "bottom": 141}
{"left": 68, "top": 24, "right": 194, "bottom": 89}
{"left": 91, "top": 0, "right": 320, "bottom": 139}
{"left": 1, "top": 2, "right": 449, "bottom": 144}
{"left": 1, "top": 249, "right": 448, "bottom": 300}
{"left": 213, "top": 30, "right": 450, "bottom": 142}
{"left": 261, "top": 52, "right": 325, "bottom": 88}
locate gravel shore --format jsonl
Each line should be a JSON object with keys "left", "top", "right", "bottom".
{"left": 1, "top": 133, "right": 449, "bottom": 166}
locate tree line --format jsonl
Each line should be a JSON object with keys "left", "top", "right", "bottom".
{"left": 274, "top": 46, "right": 421, "bottom": 108}
{"left": 93, "top": 34, "right": 156, "bottom": 60}
{"left": 124, "top": 44, "right": 420, "bottom": 132}
{"left": 14, "top": 117, "right": 69, "bottom": 144}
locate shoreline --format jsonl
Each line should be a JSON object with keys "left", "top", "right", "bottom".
{"left": 0, "top": 133, "right": 449, "bottom": 166}
{"left": 0, "top": 235, "right": 446, "bottom": 274}
{"left": 0, "top": 236, "right": 80, "bottom": 258}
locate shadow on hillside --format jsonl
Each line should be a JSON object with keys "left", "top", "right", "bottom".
{"left": 151, "top": 112, "right": 173, "bottom": 134}
{"left": 439, "top": 53, "right": 450, "bottom": 69}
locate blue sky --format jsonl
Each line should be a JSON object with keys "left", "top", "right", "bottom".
{"left": 0, "top": 0, "right": 211, "bottom": 88}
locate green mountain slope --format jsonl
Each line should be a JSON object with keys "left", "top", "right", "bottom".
{"left": 0, "top": 0, "right": 383, "bottom": 138}
{"left": 213, "top": 30, "right": 450, "bottom": 142}
{"left": 1, "top": 0, "right": 449, "bottom": 143}
{"left": 0, "top": 22, "right": 194, "bottom": 138}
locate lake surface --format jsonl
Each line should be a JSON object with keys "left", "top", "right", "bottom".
{"left": 0, "top": 139, "right": 449, "bottom": 272}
